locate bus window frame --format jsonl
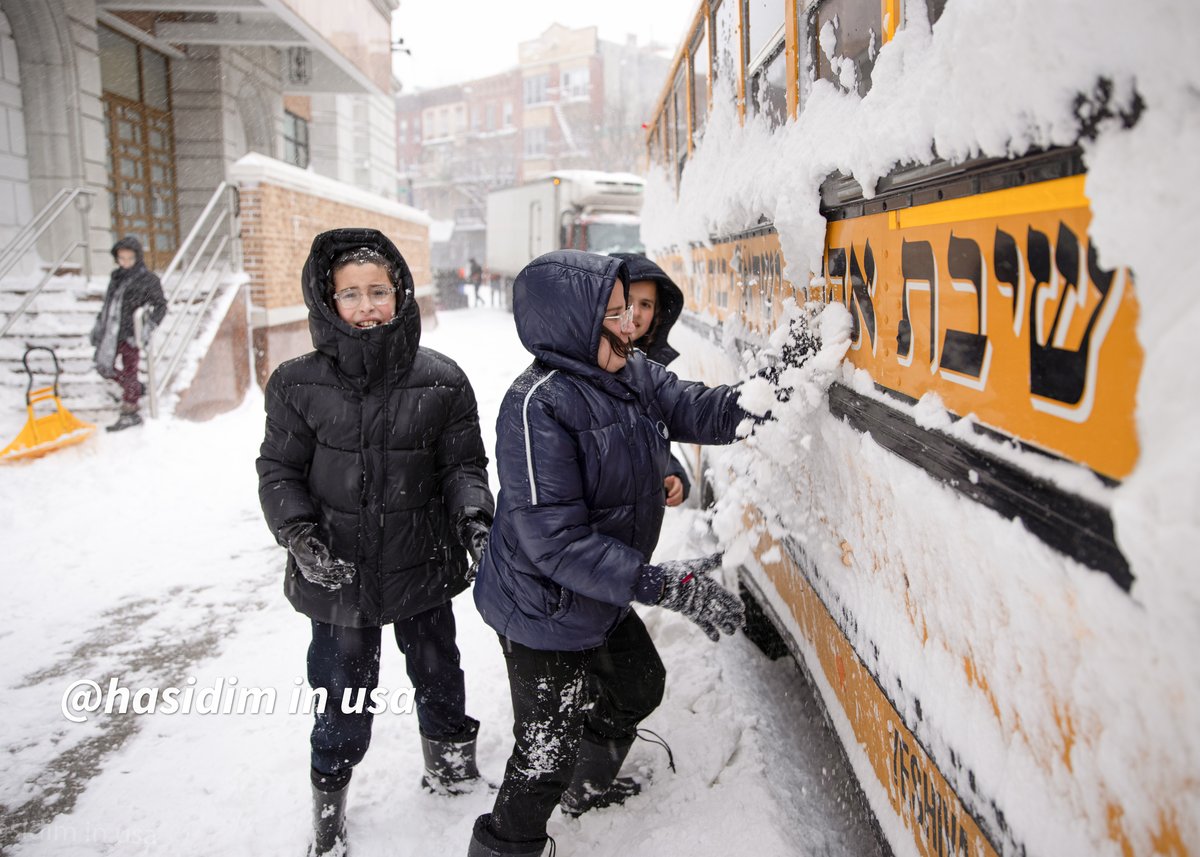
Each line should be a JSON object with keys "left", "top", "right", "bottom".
{"left": 688, "top": 13, "right": 711, "bottom": 152}
{"left": 808, "top": 0, "right": 885, "bottom": 99}
{"left": 746, "top": 27, "right": 788, "bottom": 128}
{"left": 672, "top": 66, "right": 689, "bottom": 185}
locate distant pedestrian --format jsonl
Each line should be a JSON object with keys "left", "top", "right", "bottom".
{"left": 468, "top": 257, "right": 483, "bottom": 307}
{"left": 90, "top": 236, "right": 166, "bottom": 432}
{"left": 257, "top": 228, "right": 494, "bottom": 857}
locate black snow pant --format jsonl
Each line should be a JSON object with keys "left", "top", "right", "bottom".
{"left": 307, "top": 601, "right": 469, "bottom": 778}
{"left": 486, "top": 611, "right": 666, "bottom": 845}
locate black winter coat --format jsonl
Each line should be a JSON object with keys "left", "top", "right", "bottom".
{"left": 257, "top": 228, "right": 493, "bottom": 628}
{"left": 90, "top": 237, "right": 167, "bottom": 369}
{"left": 473, "top": 251, "right": 745, "bottom": 651}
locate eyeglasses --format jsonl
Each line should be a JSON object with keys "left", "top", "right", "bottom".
{"left": 332, "top": 286, "right": 397, "bottom": 308}
{"left": 603, "top": 305, "right": 635, "bottom": 335}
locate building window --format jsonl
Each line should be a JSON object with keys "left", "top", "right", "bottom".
{"left": 524, "top": 74, "right": 549, "bottom": 105}
{"left": 283, "top": 110, "right": 309, "bottom": 168}
{"left": 503, "top": 100, "right": 514, "bottom": 127}
{"left": 399, "top": 119, "right": 407, "bottom": 144}
{"left": 561, "top": 67, "right": 590, "bottom": 99}
{"left": 486, "top": 103, "right": 496, "bottom": 131}
{"left": 524, "top": 127, "right": 547, "bottom": 157}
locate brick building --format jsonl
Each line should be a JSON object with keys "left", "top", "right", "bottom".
{"left": 396, "top": 23, "right": 669, "bottom": 274}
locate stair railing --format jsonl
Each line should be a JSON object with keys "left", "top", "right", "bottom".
{"left": 141, "top": 182, "right": 239, "bottom": 418}
{"left": 0, "top": 188, "right": 96, "bottom": 338}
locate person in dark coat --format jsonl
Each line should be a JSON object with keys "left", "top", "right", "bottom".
{"left": 468, "top": 257, "right": 483, "bottom": 307}
{"left": 467, "top": 250, "right": 748, "bottom": 857}
{"left": 257, "top": 228, "right": 494, "bottom": 857}
{"left": 611, "top": 252, "right": 691, "bottom": 507}
{"left": 90, "top": 236, "right": 167, "bottom": 431}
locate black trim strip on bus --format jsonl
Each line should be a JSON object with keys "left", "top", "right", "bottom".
{"left": 686, "top": 148, "right": 1089, "bottom": 247}
{"left": 821, "top": 147, "right": 1087, "bottom": 222}
{"left": 826, "top": 383, "right": 1134, "bottom": 591}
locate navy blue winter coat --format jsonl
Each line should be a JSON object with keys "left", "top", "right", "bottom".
{"left": 473, "top": 251, "right": 746, "bottom": 651}
{"left": 257, "top": 228, "right": 493, "bottom": 628}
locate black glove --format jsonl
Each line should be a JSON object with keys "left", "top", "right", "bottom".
{"left": 643, "top": 554, "right": 745, "bottom": 642}
{"left": 454, "top": 507, "right": 492, "bottom": 581}
{"left": 278, "top": 522, "right": 356, "bottom": 591}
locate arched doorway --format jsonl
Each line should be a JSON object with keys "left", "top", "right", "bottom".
{"left": 98, "top": 25, "right": 179, "bottom": 272}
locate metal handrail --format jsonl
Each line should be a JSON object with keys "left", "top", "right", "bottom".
{"left": 0, "top": 188, "right": 96, "bottom": 337}
{"left": 0, "top": 240, "right": 90, "bottom": 338}
{"left": 140, "top": 182, "right": 239, "bottom": 418}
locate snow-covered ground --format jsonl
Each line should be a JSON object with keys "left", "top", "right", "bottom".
{"left": 0, "top": 304, "right": 886, "bottom": 856}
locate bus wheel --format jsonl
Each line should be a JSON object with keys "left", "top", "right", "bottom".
{"left": 739, "top": 580, "right": 790, "bottom": 661}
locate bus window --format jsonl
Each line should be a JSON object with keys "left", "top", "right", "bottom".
{"left": 811, "top": 0, "right": 882, "bottom": 97}
{"left": 748, "top": 34, "right": 787, "bottom": 127}
{"left": 712, "top": 0, "right": 740, "bottom": 98}
{"left": 690, "top": 17, "right": 710, "bottom": 142}
{"left": 673, "top": 69, "right": 689, "bottom": 181}
{"left": 746, "top": 0, "right": 786, "bottom": 67}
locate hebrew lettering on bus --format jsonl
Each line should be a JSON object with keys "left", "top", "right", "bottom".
{"left": 941, "top": 233, "right": 991, "bottom": 390}
{"left": 892, "top": 725, "right": 972, "bottom": 857}
{"left": 1003, "top": 223, "right": 1127, "bottom": 422}
{"left": 826, "top": 243, "right": 878, "bottom": 355}
{"left": 897, "top": 240, "right": 938, "bottom": 370}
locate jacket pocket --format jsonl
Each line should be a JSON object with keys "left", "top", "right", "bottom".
{"left": 547, "top": 584, "right": 573, "bottom": 620}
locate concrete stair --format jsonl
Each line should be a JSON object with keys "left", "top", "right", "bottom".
{"left": 0, "top": 273, "right": 119, "bottom": 426}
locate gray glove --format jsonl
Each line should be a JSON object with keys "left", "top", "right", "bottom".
{"left": 645, "top": 554, "right": 745, "bottom": 642}
{"left": 279, "top": 522, "right": 356, "bottom": 591}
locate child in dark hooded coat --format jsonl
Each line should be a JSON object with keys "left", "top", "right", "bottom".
{"left": 257, "top": 228, "right": 494, "bottom": 857}
{"left": 90, "top": 236, "right": 166, "bottom": 431}
{"left": 467, "top": 250, "right": 750, "bottom": 857}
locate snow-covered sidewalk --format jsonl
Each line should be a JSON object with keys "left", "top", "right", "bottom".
{"left": 0, "top": 306, "right": 885, "bottom": 856}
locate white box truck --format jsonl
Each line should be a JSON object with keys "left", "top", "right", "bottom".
{"left": 485, "top": 170, "right": 645, "bottom": 296}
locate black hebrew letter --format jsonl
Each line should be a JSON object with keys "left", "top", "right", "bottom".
{"left": 848, "top": 241, "right": 878, "bottom": 351}
{"left": 1028, "top": 223, "right": 1118, "bottom": 405}
{"left": 993, "top": 227, "right": 1023, "bottom": 332}
{"left": 941, "top": 233, "right": 988, "bottom": 378}
{"left": 898, "top": 240, "right": 937, "bottom": 366}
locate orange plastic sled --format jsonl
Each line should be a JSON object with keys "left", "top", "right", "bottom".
{"left": 0, "top": 346, "right": 96, "bottom": 463}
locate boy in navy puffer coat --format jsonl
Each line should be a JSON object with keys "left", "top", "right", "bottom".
{"left": 468, "top": 250, "right": 748, "bottom": 857}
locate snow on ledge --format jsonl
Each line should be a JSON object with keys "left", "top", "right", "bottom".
{"left": 229, "top": 154, "right": 433, "bottom": 227}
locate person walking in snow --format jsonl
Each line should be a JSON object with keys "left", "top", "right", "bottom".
{"left": 612, "top": 252, "right": 693, "bottom": 508}
{"left": 466, "top": 250, "right": 749, "bottom": 857}
{"left": 468, "top": 257, "right": 484, "bottom": 307}
{"left": 89, "top": 236, "right": 166, "bottom": 432}
{"left": 257, "top": 228, "right": 494, "bottom": 857}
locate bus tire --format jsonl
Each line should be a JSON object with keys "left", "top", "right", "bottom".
{"left": 738, "top": 579, "right": 790, "bottom": 661}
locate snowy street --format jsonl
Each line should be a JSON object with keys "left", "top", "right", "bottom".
{"left": 0, "top": 303, "right": 887, "bottom": 856}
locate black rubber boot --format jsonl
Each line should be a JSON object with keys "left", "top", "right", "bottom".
{"left": 309, "top": 768, "right": 350, "bottom": 856}
{"left": 106, "top": 407, "right": 143, "bottom": 432}
{"left": 421, "top": 716, "right": 482, "bottom": 795}
{"left": 466, "top": 814, "right": 549, "bottom": 857}
{"left": 558, "top": 735, "right": 641, "bottom": 817}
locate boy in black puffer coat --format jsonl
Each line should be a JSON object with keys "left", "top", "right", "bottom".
{"left": 90, "top": 236, "right": 166, "bottom": 431}
{"left": 257, "top": 228, "right": 494, "bottom": 857}
{"left": 467, "top": 250, "right": 749, "bottom": 857}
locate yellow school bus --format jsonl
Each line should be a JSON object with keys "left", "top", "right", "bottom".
{"left": 643, "top": 2, "right": 1192, "bottom": 856}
